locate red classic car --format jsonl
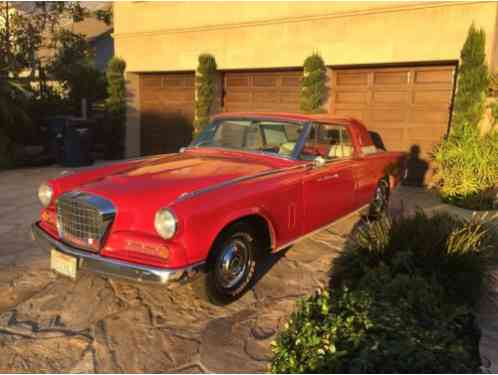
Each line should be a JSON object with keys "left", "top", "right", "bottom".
{"left": 32, "top": 112, "right": 404, "bottom": 304}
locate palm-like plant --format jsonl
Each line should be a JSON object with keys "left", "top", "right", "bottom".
{"left": 0, "top": 69, "right": 31, "bottom": 167}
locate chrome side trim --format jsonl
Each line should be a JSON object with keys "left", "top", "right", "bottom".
{"left": 32, "top": 223, "right": 205, "bottom": 285}
{"left": 273, "top": 203, "right": 370, "bottom": 252}
{"left": 175, "top": 164, "right": 308, "bottom": 203}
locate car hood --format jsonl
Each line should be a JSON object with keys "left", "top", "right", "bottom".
{"left": 78, "top": 150, "right": 277, "bottom": 208}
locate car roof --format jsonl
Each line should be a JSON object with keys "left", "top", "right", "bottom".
{"left": 212, "top": 112, "right": 355, "bottom": 125}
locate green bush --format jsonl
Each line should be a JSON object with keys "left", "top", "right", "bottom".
{"left": 300, "top": 53, "right": 327, "bottom": 113}
{"left": 433, "top": 24, "right": 497, "bottom": 210}
{"left": 271, "top": 212, "right": 497, "bottom": 373}
{"left": 452, "top": 24, "right": 489, "bottom": 129}
{"left": 194, "top": 54, "right": 217, "bottom": 133}
{"left": 105, "top": 57, "right": 127, "bottom": 159}
{"left": 433, "top": 123, "right": 498, "bottom": 210}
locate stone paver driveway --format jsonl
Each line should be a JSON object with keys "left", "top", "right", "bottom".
{"left": 3, "top": 166, "right": 496, "bottom": 373}
{"left": 0, "top": 165, "right": 362, "bottom": 373}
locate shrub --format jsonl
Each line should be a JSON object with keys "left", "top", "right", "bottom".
{"left": 105, "top": 57, "right": 127, "bottom": 159}
{"left": 0, "top": 75, "right": 33, "bottom": 168}
{"left": 335, "top": 211, "right": 496, "bottom": 305}
{"left": 300, "top": 53, "right": 327, "bottom": 113}
{"left": 433, "top": 24, "right": 497, "bottom": 210}
{"left": 433, "top": 123, "right": 498, "bottom": 210}
{"left": 452, "top": 24, "right": 489, "bottom": 129}
{"left": 194, "top": 54, "right": 217, "bottom": 134}
{"left": 271, "top": 212, "right": 497, "bottom": 373}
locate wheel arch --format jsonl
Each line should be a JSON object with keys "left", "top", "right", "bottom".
{"left": 207, "top": 210, "right": 276, "bottom": 261}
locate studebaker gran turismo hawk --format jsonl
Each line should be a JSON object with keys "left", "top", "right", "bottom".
{"left": 32, "top": 112, "right": 404, "bottom": 304}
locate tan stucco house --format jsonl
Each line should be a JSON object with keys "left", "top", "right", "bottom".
{"left": 114, "top": 1, "right": 498, "bottom": 162}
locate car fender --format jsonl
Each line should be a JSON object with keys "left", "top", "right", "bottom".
{"left": 207, "top": 206, "right": 277, "bottom": 253}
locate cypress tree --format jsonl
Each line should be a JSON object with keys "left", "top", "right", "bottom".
{"left": 105, "top": 57, "right": 126, "bottom": 159}
{"left": 451, "top": 24, "right": 489, "bottom": 133}
{"left": 300, "top": 53, "right": 327, "bottom": 113}
{"left": 194, "top": 54, "right": 217, "bottom": 133}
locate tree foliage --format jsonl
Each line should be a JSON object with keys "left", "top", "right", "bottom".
{"left": 48, "top": 29, "right": 106, "bottom": 114}
{"left": 0, "top": 2, "right": 98, "bottom": 77}
{"left": 104, "top": 57, "right": 126, "bottom": 159}
{"left": 300, "top": 53, "right": 327, "bottom": 113}
{"left": 194, "top": 53, "right": 217, "bottom": 133}
{"left": 433, "top": 24, "right": 497, "bottom": 209}
{"left": 451, "top": 23, "right": 489, "bottom": 133}
{"left": 0, "top": 73, "right": 31, "bottom": 167}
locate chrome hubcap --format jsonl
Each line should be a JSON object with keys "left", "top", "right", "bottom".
{"left": 216, "top": 238, "right": 249, "bottom": 289}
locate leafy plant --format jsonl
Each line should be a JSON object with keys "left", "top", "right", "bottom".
{"left": 433, "top": 122, "right": 498, "bottom": 210}
{"left": 300, "top": 53, "right": 327, "bottom": 113}
{"left": 451, "top": 24, "right": 489, "bottom": 131}
{"left": 0, "top": 72, "right": 32, "bottom": 168}
{"left": 272, "top": 212, "right": 497, "bottom": 373}
{"left": 194, "top": 53, "right": 217, "bottom": 134}
{"left": 433, "top": 24, "right": 497, "bottom": 210}
{"left": 104, "top": 57, "right": 127, "bottom": 159}
{"left": 48, "top": 29, "right": 106, "bottom": 115}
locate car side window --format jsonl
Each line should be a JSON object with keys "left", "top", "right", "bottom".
{"left": 299, "top": 123, "right": 354, "bottom": 161}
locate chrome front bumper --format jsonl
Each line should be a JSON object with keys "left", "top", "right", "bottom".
{"left": 31, "top": 222, "right": 204, "bottom": 285}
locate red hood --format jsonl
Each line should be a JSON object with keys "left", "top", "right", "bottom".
{"left": 77, "top": 149, "right": 287, "bottom": 208}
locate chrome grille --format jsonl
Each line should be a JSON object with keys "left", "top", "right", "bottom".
{"left": 56, "top": 192, "right": 115, "bottom": 252}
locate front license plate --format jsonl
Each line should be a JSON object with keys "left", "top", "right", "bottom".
{"left": 50, "top": 249, "right": 77, "bottom": 279}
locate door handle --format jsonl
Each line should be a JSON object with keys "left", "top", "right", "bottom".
{"left": 317, "top": 173, "right": 339, "bottom": 182}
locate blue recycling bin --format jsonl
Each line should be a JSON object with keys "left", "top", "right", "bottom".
{"left": 45, "top": 116, "right": 94, "bottom": 167}
{"left": 62, "top": 119, "right": 94, "bottom": 167}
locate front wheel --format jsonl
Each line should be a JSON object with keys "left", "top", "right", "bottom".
{"left": 202, "top": 223, "right": 258, "bottom": 305}
{"left": 368, "top": 178, "right": 390, "bottom": 220}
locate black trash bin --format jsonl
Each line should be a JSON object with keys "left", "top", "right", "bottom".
{"left": 62, "top": 119, "right": 95, "bottom": 167}
{"left": 45, "top": 116, "right": 69, "bottom": 164}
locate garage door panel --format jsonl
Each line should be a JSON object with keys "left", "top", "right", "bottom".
{"left": 140, "top": 72, "right": 195, "bottom": 156}
{"left": 413, "top": 90, "right": 452, "bottom": 105}
{"left": 372, "top": 91, "right": 409, "bottom": 105}
{"left": 253, "top": 75, "right": 278, "bottom": 87}
{"left": 336, "top": 72, "right": 368, "bottom": 86}
{"left": 370, "top": 110, "right": 407, "bottom": 122}
{"left": 407, "top": 126, "right": 446, "bottom": 140}
{"left": 224, "top": 70, "right": 301, "bottom": 113}
{"left": 335, "top": 91, "right": 368, "bottom": 104}
{"left": 226, "top": 75, "right": 251, "bottom": 88}
{"left": 409, "top": 109, "right": 449, "bottom": 124}
{"left": 253, "top": 92, "right": 281, "bottom": 103}
{"left": 225, "top": 92, "right": 252, "bottom": 103}
{"left": 331, "top": 64, "right": 455, "bottom": 183}
{"left": 414, "top": 69, "right": 454, "bottom": 84}
{"left": 373, "top": 71, "right": 409, "bottom": 85}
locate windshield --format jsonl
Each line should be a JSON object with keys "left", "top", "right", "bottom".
{"left": 191, "top": 119, "right": 305, "bottom": 157}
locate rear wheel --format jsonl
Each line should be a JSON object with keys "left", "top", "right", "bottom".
{"left": 202, "top": 223, "right": 258, "bottom": 305}
{"left": 368, "top": 178, "right": 390, "bottom": 219}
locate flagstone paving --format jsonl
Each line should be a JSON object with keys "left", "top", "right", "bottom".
{"left": 0, "top": 166, "right": 496, "bottom": 373}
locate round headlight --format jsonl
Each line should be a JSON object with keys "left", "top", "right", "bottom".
{"left": 154, "top": 208, "right": 177, "bottom": 240}
{"left": 38, "top": 183, "right": 53, "bottom": 208}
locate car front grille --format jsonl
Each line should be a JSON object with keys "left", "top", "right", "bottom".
{"left": 56, "top": 192, "right": 115, "bottom": 252}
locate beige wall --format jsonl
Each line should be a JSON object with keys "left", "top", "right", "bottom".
{"left": 115, "top": 1, "right": 498, "bottom": 156}
{"left": 115, "top": 1, "right": 498, "bottom": 72}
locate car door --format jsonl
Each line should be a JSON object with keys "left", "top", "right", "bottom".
{"left": 302, "top": 160, "right": 355, "bottom": 233}
{"left": 300, "top": 123, "right": 356, "bottom": 233}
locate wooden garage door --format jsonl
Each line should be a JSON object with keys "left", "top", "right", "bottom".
{"left": 330, "top": 65, "right": 456, "bottom": 183}
{"left": 140, "top": 72, "right": 195, "bottom": 155}
{"left": 223, "top": 70, "right": 302, "bottom": 112}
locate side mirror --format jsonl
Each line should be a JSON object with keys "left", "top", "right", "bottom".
{"left": 313, "top": 156, "right": 326, "bottom": 169}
